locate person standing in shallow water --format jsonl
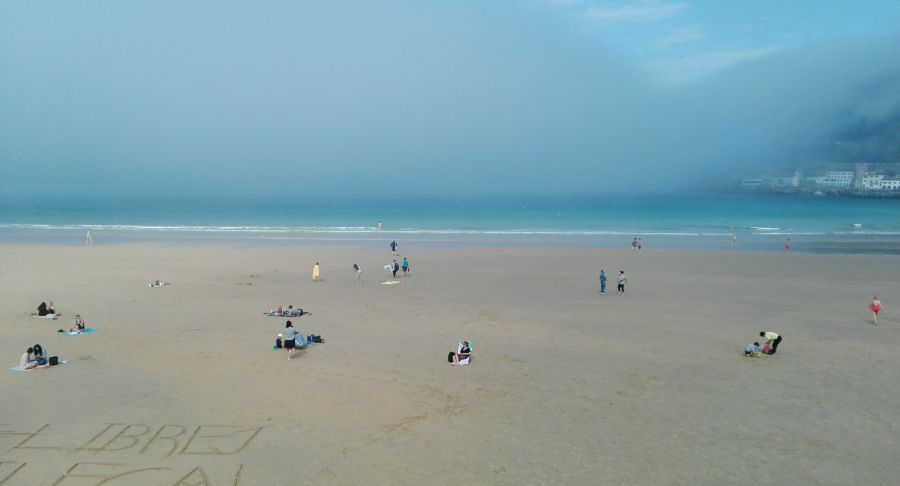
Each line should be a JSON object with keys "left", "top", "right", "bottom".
{"left": 599, "top": 270, "right": 607, "bottom": 295}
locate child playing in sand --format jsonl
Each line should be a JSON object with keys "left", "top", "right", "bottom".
{"left": 744, "top": 342, "right": 761, "bottom": 357}
{"left": 870, "top": 296, "right": 882, "bottom": 325}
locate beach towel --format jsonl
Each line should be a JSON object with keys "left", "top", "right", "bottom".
{"left": 149, "top": 283, "right": 169, "bottom": 288}
{"left": 59, "top": 328, "right": 96, "bottom": 336}
{"left": 9, "top": 360, "right": 68, "bottom": 372}
{"left": 33, "top": 314, "right": 60, "bottom": 320}
{"left": 380, "top": 280, "right": 405, "bottom": 285}
{"left": 456, "top": 340, "right": 471, "bottom": 366}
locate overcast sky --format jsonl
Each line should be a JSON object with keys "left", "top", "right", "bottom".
{"left": 2, "top": 0, "right": 899, "bottom": 202}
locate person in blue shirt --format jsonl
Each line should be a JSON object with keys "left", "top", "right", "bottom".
{"left": 744, "top": 342, "right": 761, "bottom": 357}
{"left": 599, "top": 270, "right": 607, "bottom": 295}
{"left": 401, "top": 257, "right": 409, "bottom": 276}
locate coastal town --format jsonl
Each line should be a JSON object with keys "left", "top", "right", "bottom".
{"left": 739, "top": 163, "right": 900, "bottom": 197}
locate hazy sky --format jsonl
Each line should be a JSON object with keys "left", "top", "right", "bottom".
{"left": 2, "top": 0, "right": 900, "bottom": 201}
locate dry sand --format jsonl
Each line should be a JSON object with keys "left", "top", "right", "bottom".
{"left": 1, "top": 243, "right": 899, "bottom": 485}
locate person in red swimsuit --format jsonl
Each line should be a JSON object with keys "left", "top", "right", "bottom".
{"left": 870, "top": 296, "right": 882, "bottom": 325}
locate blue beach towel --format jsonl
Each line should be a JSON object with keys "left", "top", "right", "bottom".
{"left": 59, "top": 328, "right": 96, "bottom": 336}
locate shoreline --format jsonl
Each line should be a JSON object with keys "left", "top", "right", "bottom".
{"left": 3, "top": 227, "right": 900, "bottom": 255}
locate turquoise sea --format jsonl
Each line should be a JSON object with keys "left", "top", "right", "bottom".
{"left": 2, "top": 194, "right": 900, "bottom": 253}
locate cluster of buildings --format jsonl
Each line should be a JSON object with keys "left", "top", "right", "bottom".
{"left": 740, "top": 164, "right": 900, "bottom": 195}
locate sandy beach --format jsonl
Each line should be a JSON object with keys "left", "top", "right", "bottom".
{"left": 1, "top": 243, "right": 899, "bottom": 485}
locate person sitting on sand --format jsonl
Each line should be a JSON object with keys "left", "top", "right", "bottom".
{"left": 276, "top": 305, "right": 284, "bottom": 317}
{"left": 37, "top": 302, "right": 50, "bottom": 317}
{"left": 744, "top": 342, "right": 761, "bottom": 357}
{"left": 47, "top": 301, "right": 56, "bottom": 314}
{"left": 283, "top": 321, "right": 303, "bottom": 360}
{"left": 759, "top": 331, "right": 782, "bottom": 355}
{"left": 32, "top": 344, "right": 47, "bottom": 366}
{"left": 18, "top": 347, "right": 37, "bottom": 370}
{"left": 451, "top": 341, "right": 472, "bottom": 365}
{"left": 66, "top": 315, "right": 86, "bottom": 334}
{"left": 286, "top": 305, "right": 303, "bottom": 317}
{"left": 870, "top": 296, "right": 883, "bottom": 325}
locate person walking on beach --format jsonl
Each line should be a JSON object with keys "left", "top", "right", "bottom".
{"left": 631, "top": 238, "right": 638, "bottom": 252}
{"left": 870, "top": 296, "right": 883, "bottom": 325}
{"left": 391, "top": 259, "right": 399, "bottom": 278}
{"left": 312, "top": 262, "right": 320, "bottom": 283}
{"left": 637, "top": 238, "right": 643, "bottom": 252}
{"left": 784, "top": 238, "right": 791, "bottom": 252}
{"left": 401, "top": 257, "right": 409, "bottom": 276}
{"left": 599, "top": 270, "right": 607, "bottom": 295}
{"left": 352, "top": 264, "right": 362, "bottom": 283}
{"left": 390, "top": 241, "right": 398, "bottom": 254}
{"left": 617, "top": 271, "right": 627, "bottom": 295}
{"left": 84, "top": 230, "right": 93, "bottom": 247}
{"left": 759, "top": 331, "right": 782, "bottom": 355}
{"left": 731, "top": 233, "right": 737, "bottom": 250}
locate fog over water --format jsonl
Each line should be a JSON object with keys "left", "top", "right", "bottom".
{"left": 2, "top": 1, "right": 899, "bottom": 203}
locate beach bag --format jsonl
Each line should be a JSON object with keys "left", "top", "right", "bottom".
{"left": 49, "top": 356, "right": 59, "bottom": 366}
{"left": 275, "top": 336, "right": 283, "bottom": 349}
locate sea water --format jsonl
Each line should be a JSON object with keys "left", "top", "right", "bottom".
{"left": 2, "top": 194, "right": 900, "bottom": 253}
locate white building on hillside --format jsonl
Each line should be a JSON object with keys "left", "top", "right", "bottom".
{"left": 862, "top": 174, "right": 885, "bottom": 190}
{"left": 819, "top": 171, "right": 854, "bottom": 188}
{"left": 882, "top": 179, "right": 900, "bottom": 190}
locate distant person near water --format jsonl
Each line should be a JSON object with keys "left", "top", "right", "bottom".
{"left": 617, "top": 271, "right": 627, "bottom": 295}
{"left": 870, "top": 296, "right": 882, "bottom": 325}
{"left": 84, "top": 230, "right": 92, "bottom": 247}
{"left": 401, "top": 257, "right": 409, "bottom": 276}
{"left": 312, "top": 262, "right": 320, "bottom": 283}
{"left": 631, "top": 238, "right": 638, "bottom": 252}
{"left": 731, "top": 233, "right": 737, "bottom": 250}
{"left": 352, "top": 264, "right": 362, "bottom": 283}
{"left": 637, "top": 238, "right": 643, "bottom": 252}
{"left": 377, "top": 221, "right": 383, "bottom": 231}
{"left": 390, "top": 240, "right": 398, "bottom": 253}
{"left": 784, "top": 238, "right": 791, "bottom": 252}
{"left": 599, "top": 270, "right": 607, "bottom": 295}
{"left": 391, "top": 259, "right": 399, "bottom": 278}
{"left": 759, "top": 331, "right": 782, "bottom": 355}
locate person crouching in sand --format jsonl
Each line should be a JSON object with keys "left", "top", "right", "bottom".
{"left": 744, "top": 342, "right": 761, "bottom": 357}
{"left": 870, "top": 296, "right": 882, "bottom": 325}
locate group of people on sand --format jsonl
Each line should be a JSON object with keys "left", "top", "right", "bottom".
{"left": 598, "top": 270, "right": 627, "bottom": 295}
{"left": 312, "top": 241, "right": 412, "bottom": 284}
{"left": 17, "top": 343, "right": 47, "bottom": 370}
{"left": 272, "top": 305, "right": 303, "bottom": 317}
{"left": 36, "top": 301, "right": 56, "bottom": 317}
{"left": 745, "top": 331, "right": 783, "bottom": 357}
